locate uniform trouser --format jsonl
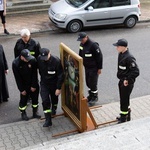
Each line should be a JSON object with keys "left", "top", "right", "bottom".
{"left": 85, "top": 68, "right": 98, "bottom": 92}
{"left": 118, "top": 80, "right": 134, "bottom": 112}
{"left": 40, "top": 82, "right": 58, "bottom": 112}
{"left": 19, "top": 86, "right": 39, "bottom": 111}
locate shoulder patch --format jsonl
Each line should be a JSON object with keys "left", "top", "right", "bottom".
{"left": 96, "top": 48, "right": 100, "bottom": 53}
{"left": 131, "top": 62, "right": 136, "bottom": 67}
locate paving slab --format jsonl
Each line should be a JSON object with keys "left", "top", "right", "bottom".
{"left": 1, "top": 95, "right": 150, "bottom": 150}
{"left": 21, "top": 116, "right": 150, "bottom": 150}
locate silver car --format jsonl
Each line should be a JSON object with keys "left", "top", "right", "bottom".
{"left": 48, "top": 0, "right": 141, "bottom": 33}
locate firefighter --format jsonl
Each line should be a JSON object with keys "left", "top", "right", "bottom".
{"left": 37, "top": 48, "right": 64, "bottom": 127}
{"left": 14, "top": 28, "right": 41, "bottom": 59}
{"left": 77, "top": 32, "right": 103, "bottom": 106}
{"left": 113, "top": 39, "right": 139, "bottom": 123}
{"left": 12, "top": 49, "right": 41, "bottom": 121}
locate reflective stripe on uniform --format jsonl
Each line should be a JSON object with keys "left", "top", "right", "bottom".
{"left": 32, "top": 104, "right": 39, "bottom": 108}
{"left": 44, "top": 109, "right": 52, "bottom": 113}
{"left": 79, "top": 46, "right": 83, "bottom": 50}
{"left": 85, "top": 54, "right": 92, "bottom": 57}
{"left": 48, "top": 71, "right": 56, "bottom": 74}
{"left": 119, "top": 65, "right": 126, "bottom": 70}
{"left": 120, "top": 111, "right": 128, "bottom": 115}
{"left": 30, "top": 51, "right": 35, "bottom": 55}
{"left": 19, "top": 106, "right": 27, "bottom": 111}
{"left": 91, "top": 90, "right": 98, "bottom": 93}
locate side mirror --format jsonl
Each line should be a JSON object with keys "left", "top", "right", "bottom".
{"left": 86, "top": 6, "right": 94, "bottom": 11}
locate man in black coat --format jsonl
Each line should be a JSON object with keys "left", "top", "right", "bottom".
{"left": 77, "top": 32, "right": 103, "bottom": 106}
{"left": 14, "top": 28, "right": 41, "bottom": 59}
{"left": 0, "top": 44, "right": 9, "bottom": 103}
{"left": 12, "top": 49, "right": 41, "bottom": 121}
{"left": 113, "top": 39, "right": 139, "bottom": 123}
{"left": 37, "top": 48, "right": 64, "bottom": 127}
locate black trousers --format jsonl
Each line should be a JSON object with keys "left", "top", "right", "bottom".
{"left": 40, "top": 82, "right": 58, "bottom": 111}
{"left": 85, "top": 68, "right": 98, "bottom": 91}
{"left": 19, "top": 85, "right": 39, "bottom": 109}
{"left": 118, "top": 80, "right": 134, "bottom": 112}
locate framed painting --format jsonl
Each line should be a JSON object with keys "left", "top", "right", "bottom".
{"left": 60, "top": 42, "right": 85, "bottom": 131}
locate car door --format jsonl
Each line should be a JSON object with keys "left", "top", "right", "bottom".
{"left": 109, "top": 0, "right": 131, "bottom": 24}
{"left": 83, "top": 0, "right": 111, "bottom": 26}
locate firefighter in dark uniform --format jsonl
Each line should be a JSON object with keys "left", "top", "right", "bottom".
{"left": 14, "top": 28, "right": 41, "bottom": 59}
{"left": 77, "top": 32, "right": 103, "bottom": 106}
{"left": 37, "top": 48, "right": 64, "bottom": 127}
{"left": 12, "top": 49, "right": 41, "bottom": 121}
{"left": 113, "top": 39, "right": 139, "bottom": 123}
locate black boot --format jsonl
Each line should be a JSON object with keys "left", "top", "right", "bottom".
{"left": 88, "top": 92, "right": 98, "bottom": 106}
{"left": 33, "top": 107, "right": 41, "bottom": 119}
{"left": 43, "top": 113, "right": 52, "bottom": 127}
{"left": 117, "top": 109, "right": 131, "bottom": 122}
{"left": 21, "top": 110, "right": 29, "bottom": 121}
{"left": 117, "top": 114, "right": 127, "bottom": 123}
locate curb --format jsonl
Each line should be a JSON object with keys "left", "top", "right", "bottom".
{"left": 0, "top": 19, "right": 150, "bottom": 37}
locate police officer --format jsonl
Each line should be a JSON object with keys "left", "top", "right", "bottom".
{"left": 113, "top": 39, "right": 139, "bottom": 123}
{"left": 37, "top": 48, "right": 64, "bottom": 127}
{"left": 14, "top": 28, "right": 41, "bottom": 59}
{"left": 12, "top": 49, "right": 41, "bottom": 121}
{"left": 77, "top": 32, "right": 103, "bottom": 106}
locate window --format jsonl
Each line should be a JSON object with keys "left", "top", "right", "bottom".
{"left": 66, "top": 0, "right": 88, "bottom": 7}
{"left": 90, "top": 0, "right": 110, "bottom": 9}
{"left": 112, "top": 0, "right": 130, "bottom": 6}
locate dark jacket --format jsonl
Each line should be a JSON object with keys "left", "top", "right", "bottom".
{"left": 14, "top": 38, "right": 41, "bottom": 59}
{"left": 79, "top": 38, "right": 103, "bottom": 70}
{"left": 37, "top": 55, "right": 64, "bottom": 89}
{"left": 0, "top": 45, "right": 9, "bottom": 100}
{"left": 12, "top": 57, "right": 39, "bottom": 92}
{"left": 117, "top": 49, "right": 139, "bottom": 84}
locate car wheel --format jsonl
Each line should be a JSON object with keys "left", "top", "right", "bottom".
{"left": 67, "top": 20, "right": 82, "bottom": 33}
{"left": 124, "top": 16, "right": 137, "bottom": 28}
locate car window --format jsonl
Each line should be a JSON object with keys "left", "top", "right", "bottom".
{"left": 90, "top": 0, "right": 110, "bottom": 9}
{"left": 66, "top": 0, "right": 89, "bottom": 7}
{"left": 112, "top": 0, "right": 130, "bottom": 6}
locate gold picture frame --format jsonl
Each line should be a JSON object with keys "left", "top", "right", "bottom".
{"left": 60, "top": 42, "right": 87, "bottom": 132}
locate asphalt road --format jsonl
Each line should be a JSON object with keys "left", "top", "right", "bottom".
{"left": 0, "top": 22, "right": 150, "bottom": 125}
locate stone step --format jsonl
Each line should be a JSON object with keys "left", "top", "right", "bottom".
{"left": 7, "top": 0, "right": 44, "bottom": 6}
{"left": 7, "top": 8, "right": 49, "bottom": 16}
{"left": 6, "top": 0, "right": 52, "bottom": 15}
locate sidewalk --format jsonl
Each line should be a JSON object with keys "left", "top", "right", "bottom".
{"left": 1, "top": 95, "right": 150, "bottom": 150}
{"left": 0, "top": 1, "right": 150, "bottom": 36}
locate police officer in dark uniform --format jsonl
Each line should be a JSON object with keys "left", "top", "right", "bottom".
{"left": 113, "top": 39, "right": 139, "bottom": 123}
{"left": 77, "top": 32, "right": 103, "bottom": 106}
{"left": 14, "top": 28, "right": 41, "bottom": 59}
{"left": 12, "top": 49, "right": 41, "bottom": 121}
{"left": 37, "top": 48, "right": 64, "bottom": 127}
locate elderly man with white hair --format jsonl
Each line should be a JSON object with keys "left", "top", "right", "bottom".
{"left": 14, "top": 28, "right": 41, "bottom": 105}
{"left": 14, "top": 28, "right": 41, "bottom": 59}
